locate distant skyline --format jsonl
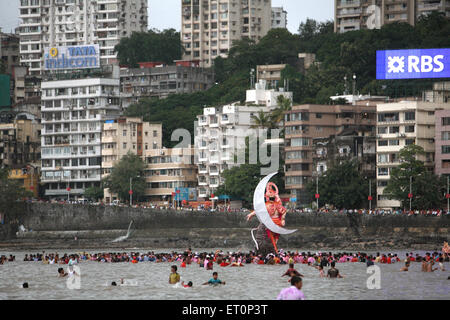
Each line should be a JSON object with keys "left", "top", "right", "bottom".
{"left": 0, "top": 0, "right": 334, "bottom": 34}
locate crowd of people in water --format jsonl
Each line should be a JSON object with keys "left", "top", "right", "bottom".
{"left": 3, "top": 248, "right": 448, "bottom": 299}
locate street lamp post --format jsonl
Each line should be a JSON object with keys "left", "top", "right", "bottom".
{"left": 447, "top": 176, "right": 449, "bottom": 213}
{"left": 129, "top": 175, "right": 140, "bottom": 207}
{"left": 409, "top": 175, "right": 412, "bottom": 212}
{"left": 352, "top": 74, "right": 357, "bottom": 96}
{"left": 130, "top": 177, "right": 132, "bottom": 206}
{"left": 316, "top": 174, "right": 319, "bottom": 211}
{"left": 369, "top": 179, "right": 372, "bottom": 211}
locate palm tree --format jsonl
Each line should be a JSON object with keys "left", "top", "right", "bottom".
{"left": 250, "top": 110, "right": 274, "bottom": 129}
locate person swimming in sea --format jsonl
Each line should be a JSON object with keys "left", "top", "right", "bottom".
{"left": 203, "top": 272, "right": 226, "bottom": 286}
{"left": 182, "top": 281, "right": 193, "bottom": 288}
{"left": 327, "top": 261, "right": 344, "bottom": 278}
{"left": 400, "top": 262, "right": 410, "bottom": 272}
{"left": 58, "top": 267, "right": 68, "bottom": 277}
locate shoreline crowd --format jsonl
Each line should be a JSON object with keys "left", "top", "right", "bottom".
{"left": 2, "top": 248, "right": 449, "bottom": 268}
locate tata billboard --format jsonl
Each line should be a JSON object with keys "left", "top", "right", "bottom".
{"left": 376, "top": 48, "right": 450, "bottom": 80}
{"left": 44, "top": 44, "right": 100, "bottom": 71}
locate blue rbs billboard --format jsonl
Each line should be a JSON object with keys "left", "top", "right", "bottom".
{"left": 376, "top": 48, "right": 450, "bottom": 80}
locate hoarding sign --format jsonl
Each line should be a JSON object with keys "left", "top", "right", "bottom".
{"left": 44, "top": 44, "right": 100, "bottom": 71}
{"left": 376, "top": 48, "right": 450, "bottom": 80}
{"left": 175, "top": 188, "right": 197, "bottom": 202}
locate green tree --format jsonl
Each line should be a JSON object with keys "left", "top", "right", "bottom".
{"left": 84, "top": 186, "right": 104, "bottom": 202}
{"left": 250, "top": 110, "right": 274, "bottom": 129}
{"left": 103, "top": 152, "right": 146, "bottom": 202}
{"left": 306, "top": 160, "right": 370, "bottom": 209}
{"left": 114, "top": 29, "right": 182, "bottom": 67}
{"left": 383, "top": 145, "right": 445, "bottom": 209}
{"left": 216, "top": 136, "right": 285, "bottom": 208}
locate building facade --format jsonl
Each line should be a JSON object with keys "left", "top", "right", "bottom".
{"left": 334, "top": 0, "right": 450, "bottom": 33}
{"left": 19, "top": 0, "right": 148, "bottom": 75}
{"left": 195, "top": 82, "right": 292, "bottom": 198}
{"left": 423, "top": 81, "right": 450, "bottom": 104}
{"left": 181, "top": 0, "right": 272, "bottom": 67}
{"left": 284, "top": 102, "right": 377, "bottom": 206}
{"left": 271, "top": 7, "right": 287, "bottom": 29}
{"left": 101, "top": 116, "right": 162, "bottom": 201}
{"left": 256, "top": 64, "right": 286, "bottom": 89}
{"left": 435, "top": 109, "right": 450, "bottom": 177}
{"left": 376, "top": 101, "right": 450, "bottom": 209}
{"left": 0, "top": 32, "right": 20, "bottom": 75}
{"left": 144, "top": 147, "right": 198, "bottom": 203}
{"left": 40, "top": 74, "right": 121, "bottom": 199}
{"left": 120, "top": 63, "right": 215, "bottom": 108}
{"left": 0, "top": 118, "right": 41, "bottom": 168}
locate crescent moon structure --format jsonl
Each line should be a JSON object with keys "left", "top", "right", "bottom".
{"left": 253, "top": 172, "right": 297, "bottom": 235}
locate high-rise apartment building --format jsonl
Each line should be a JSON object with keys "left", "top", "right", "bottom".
{"left": 334, "top": 0, "right": 450, "bottom": 33}
{"left": 271, "top": 7, "right": 287, "bottom": 29}
{"left": 40, "top": 69, "right": 121, "bottom": 199}
{"left": 181, "top": 0, "right": 272, "bottom": 67}
{"left": 376, "top": 101, "right": 450, "bottom": 210}
{"left": 19, "top": 0, "right": 148, "bottom": 75}
{"left": 101, "top": 116, "right": 162, "bottom": 202}
{"left": 144, "top": 147, "right": 198, "bottom": 203}
{"left": 284, "top": 102, "right": 377, "bottom": 206}
{"left": 195, "top": 81, "right": 292, "bottom": 198}
{"left": 120, "top": 61, "right": 215, "bottom": 108}
{"left": 0, "top": 31, "right": 20, "bottom": 75}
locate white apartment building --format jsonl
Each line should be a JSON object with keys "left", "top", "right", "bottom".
{"left": 181, "top": 0, "right": 272, "bottom": 67}
{"left": 376, "top": 101, "right": 450, "bottom": 210}
{"left": 40, "top": 76, "right": 121, "bottom": 198}
{"left": 335, "top": 0, "right": 450, "bottom": 34}
{"left": 195, "top": 81, "right": 292, "bottom": 198}
{"left": 271, "top": 7, "right": 287, "bottom": 29}
{"left": 19, "top": 0, "right": 148, "bottom": 75}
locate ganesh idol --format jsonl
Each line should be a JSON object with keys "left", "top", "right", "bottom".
{"left": 246, "top": 181, "right": 287, "bottom": 253}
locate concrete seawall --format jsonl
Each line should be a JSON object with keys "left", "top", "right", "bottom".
{"left": 0, "top": 203, "right": 449, "bottom": 250}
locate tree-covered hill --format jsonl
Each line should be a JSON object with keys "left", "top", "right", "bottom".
{"left": 120, "top": 13, "right": 450, "bottom": 147}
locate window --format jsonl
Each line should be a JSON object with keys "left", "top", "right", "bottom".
{"left": 316, "top": 113, "right": 322, "bottom": 119}
{"left": 378, "top": 154, "right": 388, "bottom": 163}
{"left": 153, "top": 130, "right": 158, "bottom": 137}
{"left": 442, "top": 132, "right": 450, "bottom": 141}
{"left": 286, "top": 176, "right": 308, "bottom": 185}
{"left": 378, "top": 113, "right": 399, "bottom": 122}
{"left": 405, "top": 125, "right": 415, "bottom": 133}
{"left": 378, "top": 168, "right": 389, "bottom": 176}
{"left": 405, "top": 112, "right": 415, "bottom": 121}
{"left": 389, "top": 140, "right": 399, "bottom": 146}
{"left": 405, "top": 139, "right": 415, "bottom": 145}
{"left": 378, "top": 140, "right": 388, "bottom": 147}
{"left": 286, "top": 151, "right": 308, "bottom": 160}
{"left": 442, "top": 145, "right": 450, "bottom": 154}
{"left": 442, "top": 160, "right": 450, "bottom": 169}
{"left": 378, "top": 127, "right": 387, "bottom": 134}
{"left": 123, "top": 143, "right": 127, "bottom": 149}
{"left": 290, "top": 138, "right": 309, "bottom": 147}
{"left": 389, "top": 126, "right": 399, "bottom": 134}
{"left": 378, "top": 181, "right": 388, "bottom": 187}
{"left": 442, "top": 117, "right": 450, "bottom": 126}
{"left": 123, "top": 130, "right": 126, "bottom": 136}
